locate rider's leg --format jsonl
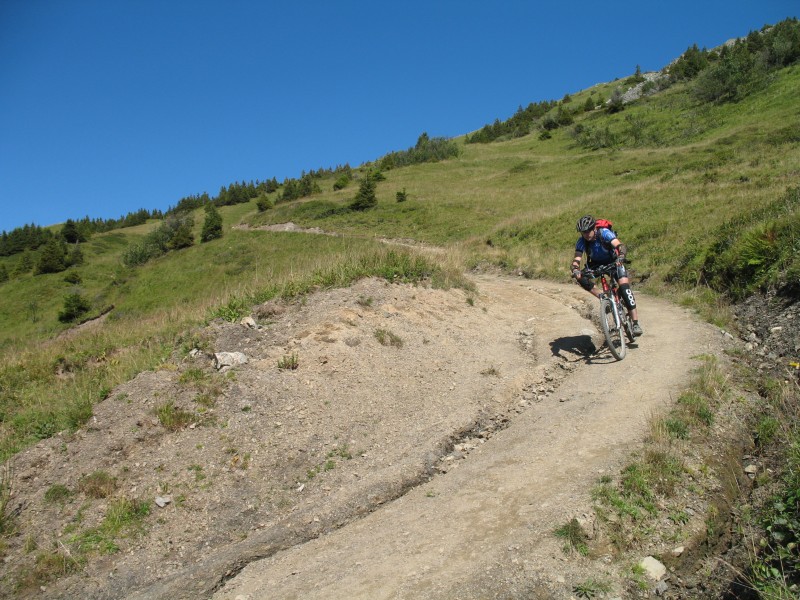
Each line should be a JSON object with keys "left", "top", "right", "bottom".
{"left": 617, "top": 275, "right": 642, "bottom": 334}
{"left": 617, "top": 276, "right": 639, "bottom": 321}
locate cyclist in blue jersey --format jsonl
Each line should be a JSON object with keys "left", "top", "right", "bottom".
{"left": 570, "top": 215, "right": 643, "bottom": 336}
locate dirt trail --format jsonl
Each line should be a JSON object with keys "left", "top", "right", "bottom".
{"left": 208, "top": 276, "right": 723, "bottom": 600}
{"left": 5, "top": 272, "right": 727, "bottom": 600}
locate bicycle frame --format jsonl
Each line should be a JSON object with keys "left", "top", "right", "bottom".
{"left": 583, "top": 263, "right": 634, "bottom": 360}
{"left": 587, "top": 264, "right": 624, "bottom": 326}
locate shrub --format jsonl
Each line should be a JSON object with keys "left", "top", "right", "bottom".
{"left": 58, "top": 293, "right": 90, "bottom": 323}
{"left": 121, "top": 241, "right": 160, "bottom": 267}
{"left": 606, "top": 89, "right": 625, "bottom": 114}
{"left": 256, "top": 196, "right": 274, "bottom": 211}
{"left": 63, "top": 270, "right": 82, "bottom": 284}
{"left": 396, "top": 189, "right": 408, "bottom": 203}
{"left": 332, "top": 174, "right": 351, "bottom": 191}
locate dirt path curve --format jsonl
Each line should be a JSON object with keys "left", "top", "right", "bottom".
{"left": 211, "top": 275, "right": 723, "bottom": 600}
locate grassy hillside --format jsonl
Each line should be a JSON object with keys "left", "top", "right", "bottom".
{"left": 1, "top": 60, "right": 799, "bottom": 459}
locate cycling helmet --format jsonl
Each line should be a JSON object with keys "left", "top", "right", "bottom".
{"left": 576, "top": 215, "right": 596, "bottom": 232}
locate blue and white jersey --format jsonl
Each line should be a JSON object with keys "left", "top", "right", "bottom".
{"left": 575, "top": 228, "right": 617, "bottom": 265}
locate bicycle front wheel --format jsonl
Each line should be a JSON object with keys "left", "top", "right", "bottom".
{"left": 599, "top": 297, "right": 626, "bottom": 360}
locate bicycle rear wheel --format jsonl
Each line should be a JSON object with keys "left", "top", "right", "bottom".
{"left": 599, "top": 297, "right": 626, "bottom": 360}
{"left": 622, "top": 306, "right": 636, "bottom": 344}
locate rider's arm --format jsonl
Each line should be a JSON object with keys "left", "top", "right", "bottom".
{"left": 611, "top": 239, "right": 628, "bottom": 262}
{"left": 570, "top": 250, "right": 583, "bottom": 277}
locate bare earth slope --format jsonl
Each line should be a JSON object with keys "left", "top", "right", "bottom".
{"left": 5, "top": 273, "right": 726, "bottom": 599}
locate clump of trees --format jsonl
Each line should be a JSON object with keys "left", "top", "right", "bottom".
{"left": 668, "top": 18, "right": 800, "bottom": 103}
{"left": 378, "top": 133, "right": 460, "bottom": 170}
{"left": 121, "top": 213, "right": 195, "bottom": 267}
{"left": 466, "top": 100, "right": 557, "bottom": 143}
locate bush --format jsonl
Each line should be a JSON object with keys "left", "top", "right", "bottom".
{"left": 63, "top": 270, "right": 82, "bottom": 284}
{"left": 122, "top": 242, "right": 160, "bottom": 267}
{"left": 58, "top": 293, "right": 90, "bottom": 323}
{"left": 606, "top": 89, "right": 625, "bottom": 114}
{"left": 332, "top": 175, "right": 351, "bottom": 191}
{"left": 396, "top": 189, "right": 408, "bottom": 203}
{"left": 256, "top": 196, "right": 274, "bottom": 211}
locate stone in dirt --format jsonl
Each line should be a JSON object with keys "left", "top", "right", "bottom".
{"left": 213, "top": 351, "right": 249, "bottom": 371}
{"left": 640, "top": 556, "right": 667, "bottom": 581}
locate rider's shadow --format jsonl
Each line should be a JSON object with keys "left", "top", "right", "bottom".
{"left": 549, "top": 335, "right": 597, "bottom": 361}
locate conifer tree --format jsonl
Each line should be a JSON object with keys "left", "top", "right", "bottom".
{"left": 58, "top": 292, "right": 90, "bottom": 322}
{"left": 35, "top": 239, "right": 67, "bottom": 274}
{"left": 201, "top": 204, "right": 224, "bottom": 242}
{"left": 14, "top": 250, "right": 34, "bottom": 275}
{"left": 67, "top": 244, "right": 84, "bottom": 267}
{"left": 350, "top": 173, "right": 377, "bottom": 211}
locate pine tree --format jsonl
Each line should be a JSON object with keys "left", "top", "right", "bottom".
{"left": 58, "top": 292, "right": 90, "bottom": 322}
{"left": 35, "top": 239, "right": 67, "bottom": 274}
{"left": 14, "top": 250, "right": 34, "bottom": 275}
{"left": 60, "top": 219, "right": 86, "bottom": 243}
{"left": 67, "top": 244, "right": 84, "bottom": 267}
{"left": 201, "top": 205, "right": 224, "bottom": 242}
{"left": 350, "top": 173, "right": 377, "bottom": 211}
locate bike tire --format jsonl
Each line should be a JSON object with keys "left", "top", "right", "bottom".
{"left": 622, "top": 305, "right": 636, "bottom": 344}
{"left": 599, "top": 297, "right": 626, "bottom": 360}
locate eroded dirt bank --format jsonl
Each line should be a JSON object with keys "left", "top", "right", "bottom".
{"left": 3, "top": 274, "right": 728, "bottom": 599}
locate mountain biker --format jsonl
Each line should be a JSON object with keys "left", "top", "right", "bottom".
{"left": 570, "top": 215, "right": 643, "bottom": 336}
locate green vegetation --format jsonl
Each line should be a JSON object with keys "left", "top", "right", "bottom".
{"left": 592, "top": 356, "right": 727, "bottom": 551}
{"left": 277, "top": 353, "right": 299, "bottom": 370}
{"left": 554, "top": 518, "right": 589, "bottom": 555}
{"left": 374, "top": 328, "right": 403, "bottom": 348}
{"left": 155, "top": 400, "right": 195, "bottom": 431}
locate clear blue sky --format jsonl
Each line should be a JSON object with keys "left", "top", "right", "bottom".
{"left": 1, "top": 1, "right": 796, "bottom": 232}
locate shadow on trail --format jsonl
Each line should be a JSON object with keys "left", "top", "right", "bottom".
{"left": 550, "top": 335, "right": 640, "bottom": 364}
{"left": 549, "top": 335, "right": 596, "bottom": 361}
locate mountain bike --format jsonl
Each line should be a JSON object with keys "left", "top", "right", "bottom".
{"left": 583, "top": 263, "right": 636, "bottom": 361}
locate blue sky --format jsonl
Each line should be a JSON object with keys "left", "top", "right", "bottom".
{"left": 1, "top": 1, "right": 796, "bottom": 232}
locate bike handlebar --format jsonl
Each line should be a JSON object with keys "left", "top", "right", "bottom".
{"left": 583, "top": 263, "right": 619, "bottom": 279}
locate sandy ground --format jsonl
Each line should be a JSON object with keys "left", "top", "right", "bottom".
{"left": 4, "top": 272, "right": 726, "bottom": 599}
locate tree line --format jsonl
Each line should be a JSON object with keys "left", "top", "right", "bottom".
{"left": 0, "top": 209, "right": 161, "bottom": 257}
